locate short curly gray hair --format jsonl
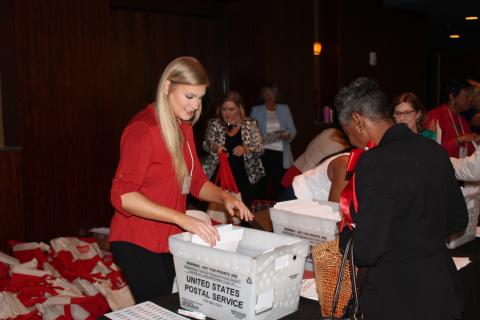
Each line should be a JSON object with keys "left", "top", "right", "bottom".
{"left": 334, "top": 77, "right": 390, "bottom": 124}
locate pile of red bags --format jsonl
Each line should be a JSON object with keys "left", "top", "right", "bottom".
{"left": 0, "top": 237, "right": 134, "bottom": 319}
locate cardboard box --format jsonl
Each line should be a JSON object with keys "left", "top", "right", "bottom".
{"left": 169, "top": 225, "right": 309, "bottom": 320}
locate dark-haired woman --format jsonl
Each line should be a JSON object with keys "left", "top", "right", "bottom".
{"left": 425, "top": 79, "right": 476, "bottom": 157}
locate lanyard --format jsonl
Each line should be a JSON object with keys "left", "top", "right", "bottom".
{"left": 447, "top": 108, "right": 465, "bottom": 138}
{"left": 178, "top": 119, "right": 194, "bottom": 176}
{"left": 185, "top": 140, "right": 194, "bottom": 176}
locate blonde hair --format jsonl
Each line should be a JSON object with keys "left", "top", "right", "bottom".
{"left": 155, "top": 56, "right": 209, "bottom": 183}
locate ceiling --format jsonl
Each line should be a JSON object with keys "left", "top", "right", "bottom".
{"left": 384, "top": 0, "right": 480, "bottom": 52}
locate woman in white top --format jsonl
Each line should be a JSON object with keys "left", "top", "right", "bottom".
{"left": 292, "top": 152, "right": 350, "bottom": 202}
{"left": 250, "top": 83, "right": 297, "bottom": 200}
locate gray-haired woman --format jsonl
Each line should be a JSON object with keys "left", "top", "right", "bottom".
{"left": 336, "top": 77, "right": 467, "bottom": 320}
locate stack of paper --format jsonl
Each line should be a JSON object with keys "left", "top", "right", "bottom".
{"left": 105, "top": 301, "right": 188, "bottom": 320}
{"left": 192, "top": 224, "right": 244, "bottom": 252}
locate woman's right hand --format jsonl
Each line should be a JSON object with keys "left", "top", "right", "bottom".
{"left": 176, "top": 214, "right": 220, "bottom": 246}
{"left": 215, "top": 145, "right": 227, "bottom": 155}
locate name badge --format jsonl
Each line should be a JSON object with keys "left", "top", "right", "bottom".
{"left": 459, "top": 145, "right": 467, "bottom": 159}
{"left": 181, "top": 175, "right": 192, "bottom": 194}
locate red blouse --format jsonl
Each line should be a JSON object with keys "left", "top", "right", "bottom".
{"left": 426, "top": 104, "right": 475, "bottom": 157}
{"left": 109, "top": 104, "right": 208, "bottom": 253}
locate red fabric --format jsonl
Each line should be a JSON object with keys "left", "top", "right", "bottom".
{"left": 426, "top": 104, "right": 474, "bottom": 157}
{"left": 214, "top": 152, "right": 239, "bottom": 192}
{"left": 110, "top": 104, "right": 208, "bottom": 253}
{"left": 280, "top": 165, "right": 302, "bottom": 188}
{"left": 13, "top": 311, "right": 43, "bottom": 320}
{"left": 70, "top": 294, "right": 110, "bottom": 319}
{"left": 0, "top": 261, "right": 10, "bottom": 290}
{"left": 9, "top": 241, "right": 50, "bottom": 268}
{"left": 50, "top": 250, "right": 103, "bottom": 282}
{"left": 7, "top": 273, "right": 53, "bottom": 307}
{"left": 339, "top": 142, "right": 375, "bottom": 231}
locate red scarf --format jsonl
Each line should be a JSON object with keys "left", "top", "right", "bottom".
{"left": 339, "top": 141, "right": 376, "bottom": 231}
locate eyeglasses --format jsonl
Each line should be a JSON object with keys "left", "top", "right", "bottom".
{"left": 393, "top": 110, "right": 416, "bottom": 118}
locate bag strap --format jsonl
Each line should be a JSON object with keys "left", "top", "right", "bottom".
{"left": 349, "top": 240, "right": 361, "bottom": 318}
{"left": 330, "top": 238, "right": 361, "bottom": 319}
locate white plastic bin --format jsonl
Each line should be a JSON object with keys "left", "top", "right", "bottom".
{"left": 269, "top": 200, "right": 341, "bottom": 244}
{"left": 169, "top": 226, "right": 309, "bottom": 320}
{"left": 269, "top": 200, "right": 341, "bottom": 271}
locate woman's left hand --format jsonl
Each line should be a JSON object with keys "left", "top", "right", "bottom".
{"left": 222, "top": 192, "right": 254, "bottom": 222}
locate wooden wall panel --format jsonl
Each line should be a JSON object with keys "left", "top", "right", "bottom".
{"left": 0, "top": 150, "right": 24, "bottom": 254}
{"left": 338, "top": 0, "right": 428, "bottom": 104}
{"left": 110, "top": 10, "right": 150, "bottom": 145}
{"left": 432, "top": 53, "right": 480, "bottom": 107}
{"left": 110, "top": 6, "right": 228, "bottom": 155}
{"left": 14, "top": 0, "right": 114, "bottom": 242}
{"left": 227, "top": 0, "right": 315, "bottom": 158}
{"left": 0, "top": 0, "right": 20, "bottom": 146}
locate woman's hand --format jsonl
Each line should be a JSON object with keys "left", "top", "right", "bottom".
{"left": 215, "top": 145, "right": 227, "bottom": 155}
{"left": 458, "top": 133, "right": 479, "bottom": 144}
{"left": 280, "top": 131, "right": 291, "bottom": 141}
{"left": 221, "top": 192, "right": 254, "bottom": 222}
{"left": 232, "top": 145, "right": 248, "bottom": 157}
{"left": 176, "top": 214, "right": 220, "bottom": 246}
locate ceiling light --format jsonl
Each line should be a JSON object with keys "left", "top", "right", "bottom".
{"left": 465, "top": 16, "right": 479, "bottom": 21}
{"left": 449, "top": 34, "right": 461, "bottom": 39}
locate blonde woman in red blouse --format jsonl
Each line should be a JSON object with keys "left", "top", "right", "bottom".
{"left": 109, "top": 57, "right": 253, "bottom": 303}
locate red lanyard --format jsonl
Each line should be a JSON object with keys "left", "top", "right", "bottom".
{"left": 339, "top": 141, "right": 376, "bottom": 231}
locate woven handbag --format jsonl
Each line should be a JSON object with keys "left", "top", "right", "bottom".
{"left": 312, "top": 238, "right": 359, "bottom": 319}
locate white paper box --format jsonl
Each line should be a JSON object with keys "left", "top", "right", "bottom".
{"left": 169, "top": 226, "right": 309, "bottom": 320}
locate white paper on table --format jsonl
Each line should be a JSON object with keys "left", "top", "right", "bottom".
{"left": 300, "top": 278, "right": 318, "bottom": 301}
{"left": 89, "top": 227, "right": 110, "bottom": 235}
{"left": 105, "top": 301, "right": 189, "bottom": 320}
{"left": 452, "top": 257, "right": 471, "bottom": 270}
{"left": 192, "top": 224, "right": 244, "bottom": 252}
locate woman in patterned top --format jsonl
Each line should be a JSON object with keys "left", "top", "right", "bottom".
{"left": 202, "top": 90, "right": 265, "bottom": 208}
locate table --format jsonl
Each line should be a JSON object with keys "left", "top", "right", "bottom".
{"left": 101, "top": 225, "right": 480, "bottom": 320}
{"left": 450, "top": 238, "right": 480, "bottom": 320}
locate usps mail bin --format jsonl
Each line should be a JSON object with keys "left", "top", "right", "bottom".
{"left": 270, "top": 199, "right": 341, "bottom": 243}
{"left": 269, "top": 200, "right": 341, "bottom": 270}
{"left": 169, "top": 225, "right": 309, "bottom": 320}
